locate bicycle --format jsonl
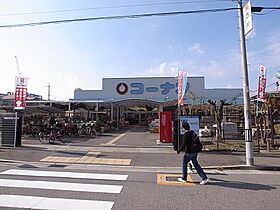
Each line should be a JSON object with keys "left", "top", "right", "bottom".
{"left": 48, "top": 130, "right": 64, "bottom": 144}
{"left": 38, "top": 130, "right": 50, "bottom": 144}
{"left": 77, "top": 123, "right": 96, "bottom": 137}
{"left": 38, "top": 128, "right": 64, "bottom": 144}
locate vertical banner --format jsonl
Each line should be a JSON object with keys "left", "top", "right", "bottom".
{"left": 243, "top": 0, "right": 253, "bottom": 36}
{"left": 14, "top": 76, "right": 29, "bottom": 110}
{"left": 159, "top": 112, "right": 172, "bottom": 143}
{"left": 178, "top": 72, "right": 188, "bottom": 106}
{"left": 257, "top": 65, "right": 266, "bottom": 102}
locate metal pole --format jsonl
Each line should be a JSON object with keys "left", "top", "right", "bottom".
{"left": 68, "top": 102, "right": 71, "bottom": 118}
{"left": 96, "top": 102, "right": 99, "bottom": 120}
{"left": 111, "top": 105, "right": 114, "bottom": 122}
{"left": 13, "top": 112, "right": 18, "bottom": 148}
{"left": 238, "top": 0, "right": 254, "bottom": 165}
{"left": 177, "top": 106, "right": 181, "bottom": 151}
{"left": 47, "top": 83, "right": 50, "bottom": 100}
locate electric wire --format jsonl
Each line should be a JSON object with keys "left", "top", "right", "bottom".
{"left": 250, "top": 82, "right": 278, "bottom": 94}
{"left": 0, "top": 5, "right": 278, "bottom": 29}
{"left": 0, "top": 7, "right": 238, "bottom": 29}
{"left": 0, "top": 0, "right": 234, "bottom": 17}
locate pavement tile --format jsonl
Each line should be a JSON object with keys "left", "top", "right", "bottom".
{"left": 40, "top": 157, "right": 54, "bottom": 162}
{"left": 106, "top": 159, "right": 117, "bottom": 164}
{"left": 83, "top": 157, "right": 96, "bottom": 163}
{"left": 96, "top": 158, "right": 110, "bottom": 164}
{"left": 58, "top": 158, "right": 70, "bottom": 163}
{"left": 66, "top": 158, "right": 80, "bottom": 163}
{"left": 114, "top": 159, "right": 124, "bottom": 164}
{"left": 92, "top": 158, "right": 102, "bottom": 164}
{"left": 86, "top": 157, "right": 96, "bottom": 162}
{"left": 53, "top": 157, "right": 65, "bottom": 162}
{"left": 78, "top": 156, "right": 90, "bottom": 161}
{"left": 122, "top": 159, "right": 132, "bottom": 165}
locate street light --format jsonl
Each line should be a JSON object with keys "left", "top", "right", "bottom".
{"left": 237, "top": 0, "right": 254, "bottom": 166}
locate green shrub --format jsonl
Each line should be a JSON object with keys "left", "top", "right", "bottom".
{"left": 95, "top": 118, "right": 102, "bottom": 133}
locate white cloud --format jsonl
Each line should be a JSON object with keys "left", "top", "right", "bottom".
{"left": 188, "top": 43, "right": 204, "bottom": 55}
{"left": 200, "top": 61, "right": 225, "bottom": 77}
{"left": 143, "top": 62, "right": 181, "bottom": 76}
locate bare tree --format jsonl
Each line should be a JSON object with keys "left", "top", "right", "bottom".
{"left": 208, "top": 99, "right": 232, "bottom": 144}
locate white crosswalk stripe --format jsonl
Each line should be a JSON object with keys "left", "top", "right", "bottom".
{"left": 0, "top": 178, "right": 123, "bottom": 193}
{"left": 1, "top": 169, "right": 128, "bottom": 181}
{"left": 0, "top": 195, "right": 114, "bottom": 210}
{"left": 0, "top": 169, "right": 128, "bottom": 210}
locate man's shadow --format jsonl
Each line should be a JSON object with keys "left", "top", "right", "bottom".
{"left": 202, "top": 178, "right": 276, "bottom": 191}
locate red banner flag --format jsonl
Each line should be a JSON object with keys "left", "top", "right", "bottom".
{"left": 14, "top": 76, "right": 28, "bottom": 110}
{"left": 14, "top": 87, "right": 27, "bottom": 109}
{"left": 178, "top": 72, "right": 188, "bottom": 106}
{"left": 257, "top": 65, "right": 266, "bottom": 102}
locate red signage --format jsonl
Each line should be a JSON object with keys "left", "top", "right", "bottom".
{"left": 159, "top": 112, "right": 173, "bottom": 143}
{"left": 14, "top": 87, "right": 27, "bottom": 109}
{"left": 257, "top": 77, "right": 266, "bottom": 102}
{"left": 257, "top": 65, "right": 266, "bottom": 102}
{"left": 178, "top": 73, "right": 183, "bottom": 106}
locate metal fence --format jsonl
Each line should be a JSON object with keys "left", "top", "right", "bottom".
{"left": 0, "top": 112, "right": 17, "bottom": 147}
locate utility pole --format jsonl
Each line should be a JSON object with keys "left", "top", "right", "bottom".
{"left": 238, "top": 0, "right": 254, "bottom": 166}
{"left": 46, "top": 82, "right": 50, "bottom": 100}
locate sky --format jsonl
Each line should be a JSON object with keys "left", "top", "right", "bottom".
{"left": 0, "top": 0, "right": 279, "bottom": 100}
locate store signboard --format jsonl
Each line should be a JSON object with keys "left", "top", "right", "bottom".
{"left": 179, "top": 116, "right": 199, "bottom": 135}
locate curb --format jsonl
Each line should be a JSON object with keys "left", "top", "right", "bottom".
{"left": 204, "top": 164, "right": 280, "bottom": 171}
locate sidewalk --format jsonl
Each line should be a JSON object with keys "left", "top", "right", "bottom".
{"left": 0, "top": 126, "right": 279, "bottom": 171}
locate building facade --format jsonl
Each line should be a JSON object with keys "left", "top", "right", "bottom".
{"left": 73, "top": 76, "right": 243, "bottom": 104}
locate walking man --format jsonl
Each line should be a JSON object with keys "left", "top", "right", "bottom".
{"left": 177, "top": 121, "right": 209, "bottom": 185}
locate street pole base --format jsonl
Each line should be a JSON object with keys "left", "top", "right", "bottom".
{"left": 246, "top": 158, "right": 254, "bottom": 166}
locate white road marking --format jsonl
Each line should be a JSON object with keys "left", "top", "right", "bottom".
{"left": 0, "top": 194, "right": 114, "bottom": 210}
{"left": 103, "top": 127, "right": 135, "bottom": 145}
{"left": 0, "top": 179, "right": 123, "bottom": 193}
{"left": 104, "top": 133, "right": 126, "bottom": 145}
{"left": 1, "top": 169, "right": 128, "bottom": 181}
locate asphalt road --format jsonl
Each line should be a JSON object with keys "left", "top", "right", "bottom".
{"left": 0, "top": 162, "right": 279, "bottom": 210}
{"left": 0, "top": 125, "right": 279, "bottom": 209}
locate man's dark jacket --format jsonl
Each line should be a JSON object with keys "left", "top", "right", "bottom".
{"left": 177, "top": 130, "right": 196, "bottom": 154}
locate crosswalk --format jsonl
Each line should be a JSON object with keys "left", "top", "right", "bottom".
{"left": 0, "top": 168, "right": 128, "bottom": 209}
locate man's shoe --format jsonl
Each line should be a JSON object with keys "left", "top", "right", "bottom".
{"left": 200, "top": 178, "right": 209, "bottom": 185}
{"left": 178, "top": 178, "right": 187, "bottom": 183}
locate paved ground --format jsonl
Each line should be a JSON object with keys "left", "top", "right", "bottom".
{"left": 0, "top": 126, "right": 280, "bottom": 210}
{"left": 1, "top": 125, "right": 279, "bottom": 170}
